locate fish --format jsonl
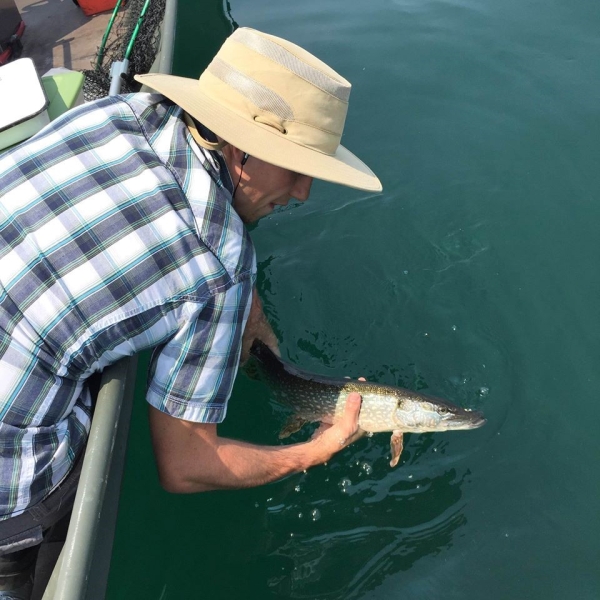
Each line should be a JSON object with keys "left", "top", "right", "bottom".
{"left": 249, "top": 340, "right": 486, "bottom": 467}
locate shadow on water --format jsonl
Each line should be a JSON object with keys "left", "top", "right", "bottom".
{"left": 258, "top": 470, "right": 469, "bottom": 600}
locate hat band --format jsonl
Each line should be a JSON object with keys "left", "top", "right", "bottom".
{"left": 208, "top": 58, "right": 294, "bottom": 121}
{"left": 200, "top": 69, "right": 343, "bottom": 156}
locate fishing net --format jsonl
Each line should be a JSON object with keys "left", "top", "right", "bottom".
{"left": 81, "top": 0, "right": 166, "bottom": 100}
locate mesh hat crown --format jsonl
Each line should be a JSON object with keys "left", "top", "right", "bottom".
{"left": 136, "top": 27, "right": 382, "bottom": 192}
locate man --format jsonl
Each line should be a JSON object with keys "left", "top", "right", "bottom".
{"left": 0, "top": 27, "right": 382, "bottom": 596}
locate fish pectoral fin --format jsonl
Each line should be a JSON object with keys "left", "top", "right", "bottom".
{"left": 279, "top": 415, "right": 309, "bottom": 439}
{"left": 389, "top": 431, "right": 404, "bottom": 467}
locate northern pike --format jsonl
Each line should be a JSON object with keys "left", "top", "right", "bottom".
{"left": 250, "top": 340, "right": 486, "bottom": 467}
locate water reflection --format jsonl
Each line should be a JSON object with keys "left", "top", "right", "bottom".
{"left": 256, "top": 465, "right": 470, "bottom": 599}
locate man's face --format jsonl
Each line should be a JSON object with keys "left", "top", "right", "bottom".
{"left": 231, "top": 156, "right": 314, "bottom": 223}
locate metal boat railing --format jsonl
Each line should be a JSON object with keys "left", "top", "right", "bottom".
{"left": 41, "top": 0, "right": 177, "bottom": 596}
{"left": 42, "top": 357, "right": 138, "bottom": 600}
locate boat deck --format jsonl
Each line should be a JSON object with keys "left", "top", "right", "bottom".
{"left": 14, "top": 0, "right": 113, "bottom": 74}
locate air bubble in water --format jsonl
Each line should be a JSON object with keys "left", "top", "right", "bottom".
{"left": 311, "top": 509, "right": 321, "bottom": 521}
{"left": 298, "top": 512, "right": 303, "bottom": 519}
{"left": 294, "top": 485, "right": 301, "bottom": 492}
{"left": 479, "top": 386, "right": 490, "bottom": 396}
{"left": 339, "top": 477, "right": 352, "bottom": 493}
{"left": 361, "top": 462, "right": 373, "bottom": 475}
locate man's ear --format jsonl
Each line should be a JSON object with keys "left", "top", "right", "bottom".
{"left": 226, "top": 145, "right": 245, "bottom": 164}
{"left": 221, "top": 144, "right": 244, "bottom": 178}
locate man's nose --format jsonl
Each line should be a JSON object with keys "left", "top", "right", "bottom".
{"left": 293, "top": 175, "right": 313, "bottom": 202}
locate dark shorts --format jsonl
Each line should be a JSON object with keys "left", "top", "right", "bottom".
{"left": 0, "top": 370, "right": 99, "bottom": 558}
{"left": 0, "top": 449, "right": 83, "bottom": 558}
{"left": 0, "top": 371, "right": 100, "bottom": 591}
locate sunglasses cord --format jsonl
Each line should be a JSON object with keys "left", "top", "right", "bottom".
{"left": 233, "top": 153, "right": 249, "bottom": 198}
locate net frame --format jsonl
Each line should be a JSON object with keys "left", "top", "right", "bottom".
{"left": 82, "top": 0, "right": 166, "bottom": 100}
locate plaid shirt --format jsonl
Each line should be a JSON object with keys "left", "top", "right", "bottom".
{"left": 0, "top": 94, "right": 256, "bottom": 519}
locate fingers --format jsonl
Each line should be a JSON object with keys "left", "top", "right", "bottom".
{"left": 307, "top": 390, "right": 365, "bottom": 465}
{"left": 331, "top": 392, "right": 364, "bottom": 448}
{"left": 342, "top": 393, "right": 365, "bottom": 446}
{"left": 268, "top": 339, "right": 282, "bottom": 358}
{"left": 343, "top": 392, "right": 361, "bottom": 424}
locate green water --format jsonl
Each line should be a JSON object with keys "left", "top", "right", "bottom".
{"left": 107, "top": 0, "right": 600, "bottom": 598}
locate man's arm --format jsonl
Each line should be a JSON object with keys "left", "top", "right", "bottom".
{"left": 148, "top": 393, "right": 363, "bottom": 493}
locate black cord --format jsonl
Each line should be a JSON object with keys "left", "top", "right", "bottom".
{"left": 233, "top": 153, "right": 249, "bottom": 198}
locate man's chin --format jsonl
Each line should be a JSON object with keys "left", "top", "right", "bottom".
{"left": 238, "top": 203, "right": 277, "bottom": 224}
{"left": 255, "top": 205, "right": 276, "bottom": 221}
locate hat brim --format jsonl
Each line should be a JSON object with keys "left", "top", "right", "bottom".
{"left": 135, "top": 73, "right": 382, "bottom": 193}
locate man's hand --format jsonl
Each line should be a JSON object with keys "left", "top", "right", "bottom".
{"left": 240, "top": 287, "right": 280, "bottom": 363}
{"left": 306, "top": 381, "right": 365, "bottom": 465}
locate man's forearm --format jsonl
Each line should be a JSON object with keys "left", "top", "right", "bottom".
{"left": 169, "top": 436, "right": 327, "bottom": 493}
{"left": 148, "top": 394, "right": 362, "bottom": 494}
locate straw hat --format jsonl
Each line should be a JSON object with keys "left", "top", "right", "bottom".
{"left": 135, "top": 27, "right": 382, "bottom": 192}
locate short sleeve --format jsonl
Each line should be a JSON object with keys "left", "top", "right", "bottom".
{"left": 146, "top": 279, "right": 253, "bottom": 423}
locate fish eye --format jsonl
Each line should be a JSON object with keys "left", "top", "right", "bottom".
{"left": 437, "top": 406, "right": 448, "bottom": 415}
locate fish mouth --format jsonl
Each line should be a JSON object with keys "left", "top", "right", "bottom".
{"left": 440, "top": 409, "right": 486, "bottom": 430}
{"left": 460, "top": 410, "right": 486, "bottom": 429}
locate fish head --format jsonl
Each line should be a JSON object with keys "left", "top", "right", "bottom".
{"left": 393, "top": 393, "right": 486, "bottom": 433}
